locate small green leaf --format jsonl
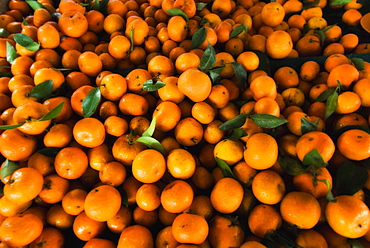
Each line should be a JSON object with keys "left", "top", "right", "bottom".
{"left": 324, "top": 90, "right": 338, "bottom": 120}
{"left": 219, "top": 113, "right": 248, "bottom": 131}
{"left": 192, "top": 27, "right": 207, "bottom": 49}
{"left": 26, "top": 0, "right": 47, "bottom": 10}
{"left": 0, "top": 28, "right": 10, "bottom": 37}
{"left": 227, "top": 128, "right": 247, "bottom": 140}
{"left": 230, "top": 62, "right": 247, "bottom": 87}
{"left": 336, "top": 160, "right": 368, "bottom": 196}
{"left": 6, "top": 41, "right": 17, "bottom": 64}
{"left": 208, "top": 66, "right": 223, "bottom": 84}
{"left": 38, "top": 101, "right": 65, "bottom": 121}
{"left": 318, "top": 179, "right": 336, "bottom": 203}
{"left": 93, "top": 0, "right": 109, "bottom": 11}
{"left": 347, "top": 238, "right": 365, "bottom": 248}
{"left": 251, "top": 114, "right": 288, "bottom": 129}
{"left": 166, "top": 8, "right": 189, "bottom": 22}
{"left": 1, "top": 159, "right": 21, "bottom": 180}
{"left": 230, "top": 24, "right": 248, "bottom": 39}
{"left": 302, "top": 149, "right": 327, "bottom": 167}
{"left": 129, "top": 27, "right": 134, "bottom": 52}
{"left": 200, "top": 41, "right": 216, "bottom": 71}
{"left": 316, "top": 88, "right": 336, "bottom": 102}
{"left": 24, "top": 42, "right": 40, "bottom": 52}
{"left": 351, "top": 57, "right": 365, "bottom": 71}
{"left": 215, "top": 157, "right": 235, "bottom": 179}
{"left": 120, "top": 188, "right": 129, "bottom": 207}
{"left": 0, "top": 123, "right": 24, "bottom": 130}
{"left": 301, "top": 117, "right": 318, "bottom": 135}
{"left": 30, "top": 80, "right": 53, "bottom": 99}
{"left": 278, "top": 155, "right": 307, "bottom": 176}
{"left": 14, "top": 33, "right": 34, "bottom": 46}
{"left": 314, "top": 29, "right": 326, "bottom": 46}
{"left": 142, "top": 80, "right": 166, "bottom": 92}
{"left": 142, "top": 116, "right": 156, "bottom": 137}
{"left": 302, "top": 0, "right": 320, "bottom": 9}
{"left": 37, "top": 147, "right": 62, "bottom": 157}
{"left": 82, "top": 87, "right": 101, "bottom": 118}
{"left": 330, "top": 0, "right": 351, "bottom": 5}
{"left": 133, "top": 137, "right": 166, "bottom": 155}
{"left": 196, "top": 2, "right": 207, "bottom": 10}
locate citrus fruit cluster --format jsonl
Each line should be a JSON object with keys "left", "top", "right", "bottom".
{"left": 0, "top": 0, "right": 370, "bottom": 247}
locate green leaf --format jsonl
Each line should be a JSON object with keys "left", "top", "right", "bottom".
{"left": 30, "top": 80, "right": 53, "bottom": 99}
{"left": 196, "top": 2, "right": 207, "bottom": 10}
{"left": 251, "top": 114, "right": 288, "bottom": 129}
{"left": 278, "top": 155, "right": 307, "bottom": 176}
{"left": 6, "top": 41, "right": 17, "bottom": 64}
{"left": 0, "top": 28, "right": 10, "bottom": 37}
{"left": 347, "top": 239, "right": 365, "bottom": 248}
{"left": 301, "top": 117, "right": 318, "bottom": 135}
{"left": 37, "top": 147, "right": 62, "bottom": 157}
{"left": 142, "top": 80, "right": 166, "bottom": 92}
{"left": 314, "top": 29, "right": 326, "bottom": 47}
{"left": 336, "top": 160, "right": 368, "bottom": 196}
{"left": 208, "top": 66, "right": 223, "bottom": 84}
{"left": 192, "top": 27, "right": 207, "bottom": 50}
{"left": 227, "top": 128, "right": 247, "bottom": 140}
{"left": 0, "top": 123, "right": 24, "bottom": 130}
{"left": 351, "top": 57, "right": 365, "bottom": 71}
{"left": 133, "top": 137, "right": 166, "bottom": 155}
{"left": 318, "top": 179, "right": 336, "bottom": 203}
{"left": 38, "top": 101, "right": 65, "bottom": 121}
{"left": 82, "top": 87, "right": 101, "bottom": 118}
{"left": 230, "top": 62, "right": 247, "bottom": 87}
{"left": 302, "top": 0, "right": 320, "bottom": 9}
{"left": 1, "top": 159, "right": 20, "bottom": 180}
{"left": 316, "top": 88, "right": 336, "bottom": 102}
{"left": 26, "top": 0, "right": 47, "bottom": 10}
{"left": 324, "top": 90, "right": 338, "bottom": 120}
{"left": 120, "top": 188, "right": 129, "bottom": 207}
{"left": 93, "top": 0, "right": 109, "bottom": 11}
{"left": 302, "top": 149, "right": 327, "bottom": 167}
{"left": 142, "top": 116, "right": 156, "bottom": 137}
{"left": 24, "top": 42, "right": 40, "bottom": 52}
{"left": 129, "top": 27, "right": 134, "bottom": 52}
{"left": 230, "top": 24, "right": 248, "bottom": 39}
{"left": 200, "top": 42, "right": 216, "bottom": 71}
{"left": 215, "top": 157, "right": 235, "bottom": 179}
{"left": 330, "top": 0, "right": 352, "bottom": 5}
{"left": 166, "top": 8, "right": 189, "bottom": 22}
{"left": 219, "top": 113, "right": 248, "bottom": 131}
{"left": 14, "top": 33, "right": 34, "bottom": 46}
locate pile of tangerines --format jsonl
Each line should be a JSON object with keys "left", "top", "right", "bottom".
{"left": 0, "top": 0, "right": 370, "bottom": 247}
